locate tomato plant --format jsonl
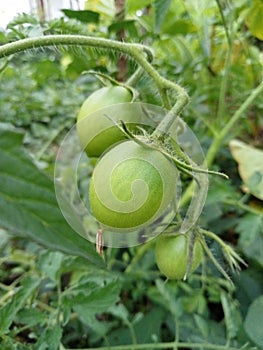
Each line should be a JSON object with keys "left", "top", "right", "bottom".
{"left": 155, "top": 233, "right": 203, "bottom": 280}
{"left": 89, "top": 139, "right": 178, "bottom": 230}
{"left": 77, "top": 85, "right": 133, "bottom": 157}
{"left": 1, "top": 2, "right": 263, "bottom": 350}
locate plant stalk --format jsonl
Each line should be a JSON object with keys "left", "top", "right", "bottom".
{"left": 0, "top": 35, "right": 189, "bottom": 128}
{"left": 206, "top": 78, "right": 263, "bottom": 166}
{"left": 0, "top": 35, "right": 153, "bottom": 61}
{"left": 67, "top": 341, "right": 248, "bottom": 350}
{"left": 180, "top": 78, "right": 263, "bottom": 207}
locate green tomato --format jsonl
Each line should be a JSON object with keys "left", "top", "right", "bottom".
{"left": 77, "top": 86, "right": 133, "bottom": 157}
{"left": 89, "top": 140, "right": 178, "bottom": 231}
{"left": 155, "top": 234, "right": 203, "bottom": 280}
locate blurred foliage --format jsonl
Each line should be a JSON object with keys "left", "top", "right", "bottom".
{"left": 0, "top": 0, "right": 263, "bottom": 349}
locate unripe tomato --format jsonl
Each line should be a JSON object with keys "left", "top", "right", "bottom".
{"left": 89, "top": 140, "right": 178, "bottom": 231}
{"left": 77, "top": 86, "right": 133, "bottom": 157}
{"left": 155, "top": 234, "right": 203, "bottom": 280}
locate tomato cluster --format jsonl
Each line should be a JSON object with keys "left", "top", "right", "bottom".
{"left": 77, "top": 86, "right": 203, "bottom": 280}
{"left": 77, "top": 86, "right": 176, "bottom": 231}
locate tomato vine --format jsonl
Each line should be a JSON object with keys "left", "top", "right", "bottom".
{"left": 0, "top": 17, "right": 262, "bottom": 350}
{"left": 0, "top": 33, "right": 262, "bottom": 278}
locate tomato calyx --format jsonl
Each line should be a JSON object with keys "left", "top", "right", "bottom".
{"left": 83, "top": 70, "right": 138, "bottom": 101}
{"left": 115, "top": 119, "right": 228, "bottom": 182}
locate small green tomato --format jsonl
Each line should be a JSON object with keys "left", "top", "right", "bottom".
{"left": 89, "top": 140, "right": 178, "bottom": 231}
{"left": 155, "top": 234, "right": 203, "bottom": 280}
{"left": 77, "top": 85, "right": 133, "bottom": 157}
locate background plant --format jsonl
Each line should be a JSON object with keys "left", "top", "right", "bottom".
{"left": 0, "top": 0, "right": 263, "bottom": 349}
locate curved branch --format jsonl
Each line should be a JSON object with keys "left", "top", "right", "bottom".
{"left": 0, "top": 35, "right": 154, "bottom": 62}
{"left": 0, "top": 34, "right": 189, "bottom": 127}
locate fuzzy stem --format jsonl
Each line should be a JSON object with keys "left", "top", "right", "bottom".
{"left": 131, "top": 50, "right": 172, "bottom": 109}
{"left": 0, "top": 34, "right": 153, "bottom": 61}
{"left": 131, "top": 50, "right": 190, "bottom": 122}
{"left": 200, "top": 228, "right": 230, "bottom": 250}
{"left": 126, "top": 67, "right": 144, "bottom": 87}
{"left": 0, "top": 35, "right": 189, "bottom": 127}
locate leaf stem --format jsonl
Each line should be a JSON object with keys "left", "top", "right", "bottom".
{"left": 215, "top": 0, "right": 231, "bottom": 47}
{"left": 200, "top": 228, "right": 229, "bottom": 249}
{"left": 126, "top": 67, "right": 144, "bottom": 87}
{"left": 223, "top": 198, "right": 263, "bottom": 216}
{"left": 130, "top": 50, "right": 190, "bottom": 120}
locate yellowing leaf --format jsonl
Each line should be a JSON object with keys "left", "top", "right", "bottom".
{"left": 229, "top": 139, "right": 263, "bottom": 200}
{"left": 246, "top": 0, "right": 263, "bottom": 40}
{"left": 85, "top": 0, "right": 115, "bottom": 19}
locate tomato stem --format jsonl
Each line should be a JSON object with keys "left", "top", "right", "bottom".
{"left": 0, "top": 34, "right": 189, "bottom": 118}
{"left": 126, "top": 67, "right": 144, "bottom": 87}
{"left": 0, "top": 35, "right": 153, "bottom": 61}
{"left": 66, "top": 341, "right": 249, "bottom": 350}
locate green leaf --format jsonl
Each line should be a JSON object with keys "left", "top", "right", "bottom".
{"left": 15, "top": 307, "right": 46, "bottom": 327}
{"left": 108, "top": 307, "right": 165, "bottom": 345}
{"left": 127, "top": 0, "right": 153, "bottom": 13}
{"left": 154, "top": 0, "right": 171, "bottom": 33}
{"left": 7, "top": 13, "right": 39, "bottom": 26}
{"left": 0, "top": 128, "right": 104, "bottom": 267}
{"left": 221, "top": 291, "right": 241, "bottom": 341}
{"left": 65, "top": 269, "right": 121, "bottom": 332}
{"left": 193, "top": 314, "right": 209, "bottom": 339}
{"left": 236, "top": 213, "right": 263, "bottom": 267}
{"left": 69, "top": 268, "right": 119, "bottom": 291}
{"left": 38, "top": 251, "right": 64, "bottom": 282}
{"left": 108, "top": 20, "right": 137, "bottom": 36}
{"left": 69, "top": 278, "right": 121, "bottom": 335}
{"left": 73, "top": 280, "right": 121, "bottom": 317}
{"left": 84, "top": 0, "right": 115, "bottom": 20}
{"left": 244, "top": 295, "right": 263, "bottom": 347}
{"left": 108, "top": 303, "right": 130, "bottom": 324}
{"left": 32, "top": 60, "right": 62, "bottom": 82}
{"left": 0, "top": 31, "right": 8, "bottom": 43}
{"left": 246, "top": 0, "right": 263, "bottom": 40}
{"left": 206, "top": 178, "right": 240, "bottom": 205}
{"left": 62, "top": 9, "right": 100, "bottom": 23}
{"left": 152, "top": 279, "right": 183, "bottom": 317}
{"left": 161, "top": 19, "right": 197, "bottom": 35}
{"left": 36, "top": 325, "right": 62, "bottom": 350}
{"left": 234, "top": 269, "right": 263, "bottom": 316}
{"left": 0, "top": 336, "right": 17, "bottom": 350}
{"left": 0, "top": 276, "right": 39, "bottom": 335}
